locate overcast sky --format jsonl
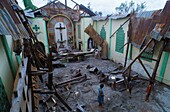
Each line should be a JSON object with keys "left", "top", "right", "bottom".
{"left": 17, "top": 0, "right": 167, "bottom": 15}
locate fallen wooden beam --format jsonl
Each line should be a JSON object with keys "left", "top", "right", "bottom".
{"left": 31, "top": 71, "right": 47, "bottom": 76}
{"left": 55, "top": 74, "right": 87, "bottom": 87}
{"left": 52, "top": 84, "right": 72, "bottom": 111}
{"left": 33, "top": 89, "right": 55, "bottom": 94}
{"left": 10, "top": 57, "right": 32, "bottom": 112}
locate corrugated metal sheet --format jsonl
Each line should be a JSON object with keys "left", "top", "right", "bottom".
{"left": 129, "top": 0, "right": 170, "bottom": 52}
{"left": 0, "top": 9, "right": 15, "bottom": 34}
{"left": 129, "top": 10, "right": 161, "bottom": 49}
{"left": 1, "top": 0, "right": 20, "bottom": 24}
{"left": 0, "top": 1, "right": 29, "bottom": 39}
{"left": 0, "top": 20, "right": 9, "bottom": 35}
{"left": 109, "top": 14, "right": 129, "bottom": 20}
{"left": 92, "top": 14, "right": 129, "bottom": 21}
{"left": 3, "top": 8, "right": 21, "bottom": 39}
{"left": 92, "top": 16, "right": 107, "bottom": 21}
{"left": 159, "top": 0, "right": 170, "bottom": 52}
{"left": 17, "top": 24, "right": 30, "bottom": 39}
{"left": 0, "top": 7, "right": 17, "bottom": 38}
{"left": 136, "top": 10, "right": 156, "bottom": 18}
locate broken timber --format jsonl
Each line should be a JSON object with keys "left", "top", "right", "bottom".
{"left": 84, "top": 25, "right": 108, "bottom": 59}
{"left": 48, "top": 47, "right": 53, "bottom": 89}
{"left": 52, "top": 84, "right": 72, "bottom": 111}
{"left": 123, "top": 0, "right": 170, "bottom": 101}
{"left": 10, "top": 57, "right": 33, "bottom": 112}
{"left": 56, "top": 74, "right": 87, "bottom": 87}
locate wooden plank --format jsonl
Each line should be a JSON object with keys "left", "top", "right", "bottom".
{"left": 10, "top": 58, "right": 30, "bottom": 112}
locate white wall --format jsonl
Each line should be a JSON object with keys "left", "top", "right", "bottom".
{"left": 75, "top": 17, "right": 170, "bottom": 85}
{"left": 109, "top": 18, "right": 129, "bottom": 63}
{"left": 31, "top": 18, "right": 49, "bottom": 54}
{"left": 75, "top": 17, "right": 93, "bottom": 51}
{"left": 0, "top": 35, "right": 16, "bottom": 102}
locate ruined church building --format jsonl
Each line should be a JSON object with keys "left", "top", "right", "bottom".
{"left": 0, "top": 0, "right": 170, "bottom": 111}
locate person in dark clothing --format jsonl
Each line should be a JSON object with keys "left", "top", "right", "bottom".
{"left": 98, "top": 84, "right": 104, "bottom": 106}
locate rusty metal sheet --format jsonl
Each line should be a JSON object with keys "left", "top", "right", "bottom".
{"left": 129, "top": 9, "right": 165, "bottom": 49}
{"left": 129, "top": 0, "right": 170, "bottom": 52}
{"left": 160, "top": 0, "right": 170, "bottom": 17}
{"left": 0, "top": 5, "right": 17, "bottom": 38}
{"left": 0, "top": 0, "right": 28, "bottom": 40}
{"left": 130, "top": 14, "right": 154, "bottom": 49}
{"left": 0, "top": 16, "right": 9, "bottom": 35}
{"left": 1, "top": 0, "right": 21, "bottom": 24}
{"left": 17, "top": 24, "right": 30, "bottom": 38}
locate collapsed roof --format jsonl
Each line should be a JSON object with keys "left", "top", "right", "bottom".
{"left": 128, "top": 1, "right": 170, "bottom": 52}
{"left": 27, "top": 0, "right": 96, "bottom": 18}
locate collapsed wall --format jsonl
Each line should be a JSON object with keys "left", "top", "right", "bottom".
{"left": 84, "top": 25, "right": 108, "bottom": 59}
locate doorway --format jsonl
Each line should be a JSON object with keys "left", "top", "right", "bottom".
{"left": 87, "top": 37, "right": 94, "bottom": 50}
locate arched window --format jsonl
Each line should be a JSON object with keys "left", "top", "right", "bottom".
{"left": 100, "top": 25, "right": 106, "bottom": 40}
{"left": 87, "top": 38, "right": 94, "bottom": 50}
{"left": 115, "top": 27, "right": 125, "bottom": 53}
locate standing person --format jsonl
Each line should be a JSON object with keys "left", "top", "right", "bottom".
{"left": 98, "top": 84, "right": 104, "bottom": 106}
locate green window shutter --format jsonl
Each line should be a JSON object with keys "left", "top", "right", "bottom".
{"left": 159, "top": 52, "right": 169, "bottom": 82}
{"left": 78, "top": 25, "right": 81, "bottom": 39}
{"left": 115, "top": 27, "right": 125, "bottom": 53}
{"left": 100, "top": 25, "right": 106, "bottom": 40}
{"left": 0, "top": 78, "right": 10, "bottom": 112}
{"left": 141, "top": 50, "right": 154, "bottom": 62}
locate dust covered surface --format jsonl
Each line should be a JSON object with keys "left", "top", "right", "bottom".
{"left": 39, "top": 57, "right": 170, "bottom": 112}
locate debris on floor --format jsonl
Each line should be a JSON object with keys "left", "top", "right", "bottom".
{"left": 38, "top": 56, "right": 170, "bottom": 112}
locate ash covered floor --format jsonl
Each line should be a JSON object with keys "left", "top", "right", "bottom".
{"left": 39, "top": 56, "right": 170, "bottom": 112}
